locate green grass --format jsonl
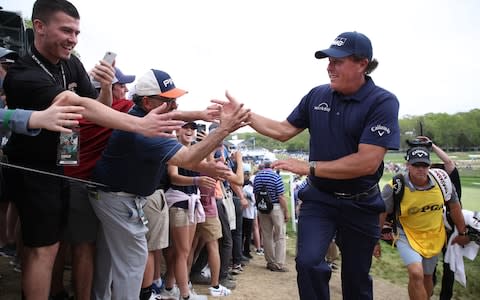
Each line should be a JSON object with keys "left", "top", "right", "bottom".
{"left": 461, "top": 186, "right": 480, "bottom": 211}
{"left": 370, "top": 241, "right": 480, "bottom": 300}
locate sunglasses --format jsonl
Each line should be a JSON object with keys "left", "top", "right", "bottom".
{"left": 147, "top": 95, "right": 177, "bottom": 103}
{"left": 411, "top": 163, "right": 430, "bottom": 168}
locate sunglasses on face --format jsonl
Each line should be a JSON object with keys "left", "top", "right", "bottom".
{"left": 411, "top": 163, "right": 430, "bottom": 168}
{"left": 147, "top": 95, "right": 177, "bottom": 103}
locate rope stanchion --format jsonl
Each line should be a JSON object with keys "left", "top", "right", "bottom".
{"left": 0, "top": 161, "right": 107, "bottom": 187}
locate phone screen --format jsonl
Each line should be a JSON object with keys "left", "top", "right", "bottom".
{"left": 196, "top": 124, "right": 207, "bottom": 142}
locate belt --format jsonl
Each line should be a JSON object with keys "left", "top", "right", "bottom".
{"left": 307, "top": 179, "right": 380, "bottom": 201}
{"left": 332, "top": 184, "right": 380, "bottom": 200}
{"left": 87, "top": 185, "right": 136, "bottom": 198}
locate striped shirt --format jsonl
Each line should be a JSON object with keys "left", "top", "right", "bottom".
{"left": 253, "top": 168, "right": 284, "bottom": 203}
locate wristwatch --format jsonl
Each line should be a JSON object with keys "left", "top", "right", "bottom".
{"left": 459, "top": 228, "right": 469, "bottom": 236}
{"left": 309, "top": 161, "right": 316, "bottom": 177}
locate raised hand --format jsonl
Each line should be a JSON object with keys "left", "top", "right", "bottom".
{"left": 272, "top": 158, "right": 309, "bottom": 176}
{"left": 217, "top": 100, "right": 251, "bottom": 133}
{"left": 210, "top": 90, "right": 243, "bottom": 115}
{"left": 196, "top": 176, "right": 217, "bottom": 190}
{"left": 200, "top": 104, "right": 222, "bottom": 122}
{"left": 90, "top": 60, "right": 115, "bottom": 87}
{"left": 28, "top": 99, "right": 84, "bottom": 132}
{"left": 201, "top": 160, "right": 233, "bottom": 180}
{"left": 139, "top": 104, "right": 184, "bottom": 137}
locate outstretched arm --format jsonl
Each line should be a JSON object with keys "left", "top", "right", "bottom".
{"left": 168, "top": 100, "right": 250, "bottom": 170}
{"left": 1, "top": 100, "right": 83, "bottom": 135}
{"left": 211, "top": 91, "right": 303, "bottom": 142}
{"left": 53, "top": 91, "right": 183, "bottom": 137}
{"left": 273, "top": 143, "right": 387, "bottom": 179}
{"left": 28, "top": 100, "right": 83, "bottom": 133}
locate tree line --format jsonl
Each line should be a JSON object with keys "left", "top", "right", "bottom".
{"left": 235, "top": 109, "right": 480, "bottom": 152}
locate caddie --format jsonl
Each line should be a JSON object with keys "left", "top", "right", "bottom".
{"left": 375, "top": 146, "right": 470, "bottom": 299}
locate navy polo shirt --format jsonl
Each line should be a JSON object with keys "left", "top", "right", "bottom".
{"left": 93, "top": 105, "right": 183, "bottom": 197}
{"left": 287, "top": 76, "right": 400, "bottom": 194}
{"left": 253, "top": 168, "right": 285, "bottom": 203}
{"left": 3, "top": 46, "right": 97, "bottom": 166}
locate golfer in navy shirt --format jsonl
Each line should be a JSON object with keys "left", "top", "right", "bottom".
{"left": 219, "top": 31, "right": 400, "bottom": 300}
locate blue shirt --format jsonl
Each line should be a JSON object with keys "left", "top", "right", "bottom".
{"left": 287, "top": 76, "right": 400, "bottom": 194}
{"left": 93, "top": 105, "right": 183, "bottom": 197}
{"left": 253, "top": 168, "right": 285, "bottom": 203}
{"left": 0, "top": 109, "right": 40, "bottom": 136}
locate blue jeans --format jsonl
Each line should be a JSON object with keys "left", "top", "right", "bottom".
{"left": 296, "top": 183, "right": 384, "bottom": 300}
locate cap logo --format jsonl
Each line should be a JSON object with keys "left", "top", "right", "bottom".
{"left": 331, "top": 37, "right": 347, "bottom": 47}
{"left": 411, "top": 149, "right": 428, "bottom": 157}
{"left": 163, "top": 78, "right": 174, "bottom": 88}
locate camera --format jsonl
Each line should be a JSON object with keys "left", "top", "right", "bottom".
{"left": 406, "top": 138, "right": 432, "bottom": 150}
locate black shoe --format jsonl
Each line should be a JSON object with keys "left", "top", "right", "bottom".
{"left": 190, "top": 272, "right": 211, "bottom": 284}
{"left": 0, "top": 244, "right": 16, "bottom": 258}
{"left": 243, "top": 252, "right": 253, "bottom": 259}
{"left": 270, "top": 266, "right": 289, "bottom": 272}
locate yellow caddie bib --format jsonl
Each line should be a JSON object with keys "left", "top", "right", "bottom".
{"left": 399, "top": 184, "right": 446, "bottom": 258}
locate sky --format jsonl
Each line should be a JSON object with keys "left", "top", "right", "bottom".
{"left": 2, "top": 0, "right": 480, "bottom": 132}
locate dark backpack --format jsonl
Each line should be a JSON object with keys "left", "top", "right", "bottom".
{"left": 255, "top": 185, "right": 273, "bottom": 214}
{"left": 381, "top": 174, "right": 405, "bottom": 244}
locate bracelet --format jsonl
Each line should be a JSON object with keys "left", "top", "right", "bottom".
{"left": 193, "top": 176, "right": 198, "bottom": 186}
{"left": 3, "top": 109, "right": 13, "bottom": 130}
{"left": 309, "top": 161, "right": 316, "bottom": 177}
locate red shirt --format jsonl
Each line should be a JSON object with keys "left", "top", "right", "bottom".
{"left": 64, "top": 99, "right": 134, "bottom": 179}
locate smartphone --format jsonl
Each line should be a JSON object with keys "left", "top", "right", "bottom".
{"left": 102, "top": 51, "right": 116, "bottom": 65}
{"left": 196, "top": 124, "right": 207, "bottom": 142}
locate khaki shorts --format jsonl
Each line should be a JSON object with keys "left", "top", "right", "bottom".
{"left": 144, "top": 189, "right": 169, "bottom": 251}
{"left": 196, "top": 216, "right": 222, "bottom": 242}
{"left": 169, "top": 206, "right": 195, "bottom": 227}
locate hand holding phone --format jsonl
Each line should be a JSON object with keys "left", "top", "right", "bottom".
{"left": 196, "top": 124, "right": 207, "bottom": 142}
{"left": 102, "top": 51, "right": 117, "bottom": 65}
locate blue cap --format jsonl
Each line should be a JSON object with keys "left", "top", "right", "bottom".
{"left": 315, "top": 31, "right": 372, "bottom": 61}
{"left": 114, "top": 67, "right": 136, "bottom": 84}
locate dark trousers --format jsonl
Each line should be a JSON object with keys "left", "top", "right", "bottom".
{"left": 191, "top": 246, "right": 208, "bottom": 274}
{"left": 216, "top": 199, "right": 232, "bottom": 280}
{"left": 242, "top": 217, "right": 254, "bottom": 256}
{"left": 296, "top": 183, "right": 383, "bottom": 300}
{"left": 439, "top": 234, "right": 455, "bottom": 300}
{"left": 231, "top": 196, "right": 243, "bottom": 264}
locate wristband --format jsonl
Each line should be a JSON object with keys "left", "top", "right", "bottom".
{"left": 309, "top": 161, "right": 316, "bottom": 177}
{"left": 193, "top": 176, "right": 198, "bottom": 186}
{"left": 3, "top": 109, "right": 13, "bottom": 130}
